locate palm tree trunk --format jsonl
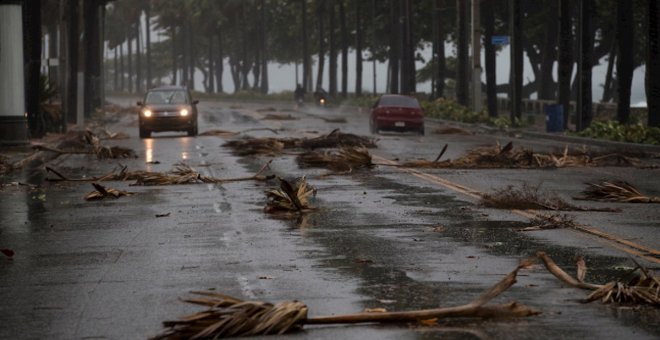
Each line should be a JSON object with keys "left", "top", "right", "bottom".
{"left": 208, "top": 37, "right": 215, "bottom": 93}
{"left": 145, "top": 5, "right": 152, "bottom": 89}
{"left": 339, "top": 0, "right": 347, "bottom": 98}
{"left": 113, "top": 48, "right": 118, "bottom": 91}
{"left": 558, "top": 0, "right": 573, "bottom": 130}
{"left": 302, "top": 0, "right": 312, "bottom": 92}
{"left": 171, "top": 25, "right": 177, "bottom": 85}
{"left": 24, "top": 0, "right": 44, "bottom": 136}
{"left": 456, "top": 0, "right": 469, "bottom": 106}
{"left": 188, "top": 20, "right": 196, "bottom": 90}
{"left": 388, "top": 0, "right": 399, "bottom": 94}
{"left": 65, "top": 0, "right": 79, "bottom": 124}
{"left": 329, "top": 0, "right": 337, "bottom": 97}
{"left": 128, "top": 32, "right": 133, "bottom": 93}
{"left": 355, "top": 0, "right": 363, "bottom": 95}
{"left": 602, "top": 37, "right": 616, "bottom": 103}
{"left": 539, "top": 0, "right": 558, "bottom": 100}
{"left": 260, "top": 0, "right": 269, "bottom": 94}
{"left": 120, "top": 43, "right": 125, "bottom": 91}
{"left": 576, "top": 0, "right": 593, "bottom": 131}
{"left": 135, "top": 16, "right": 142, "bottom": 93}
{"left": 616, "top": 0, "right": 633, "bottom": 123}
{"left": 483, "top": 0, "right": 497, "bottom": 116}
{"left": 315, "top": 0, "right": 326, "bottom": 92}
{"left": 215, "top": 29, "right": 224, "bottom": 93}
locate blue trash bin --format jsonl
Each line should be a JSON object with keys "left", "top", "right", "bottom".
{"left": 545, "top": 104, "right": 564, "bottom": 133}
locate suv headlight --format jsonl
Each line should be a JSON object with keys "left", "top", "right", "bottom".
{"left": 180, "top": 109, "right": 189, "bottom": 116}
{"left": 143, "top": 110, "right": 152, "bottom": 117}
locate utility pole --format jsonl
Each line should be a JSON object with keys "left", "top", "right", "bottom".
{"left": 0, "top": 2, "right": 29, "bottom": 144}
{"left": 471, "top": 0, "right": 482, "bottom": 112}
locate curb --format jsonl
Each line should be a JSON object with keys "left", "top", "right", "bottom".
{"left": 427, "top": 117, "right": 660, "bottom": 154}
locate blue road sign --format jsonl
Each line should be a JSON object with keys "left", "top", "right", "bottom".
{"left": 491, "top": 36, "right": 510, "bottom": 45}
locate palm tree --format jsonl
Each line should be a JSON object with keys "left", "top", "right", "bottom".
{"left": 557, "top": 0, "right": 573, "bottom": 130}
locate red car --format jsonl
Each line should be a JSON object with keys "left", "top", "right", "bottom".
{"left": 370, "top": 94, "right": 425, "bottom": 135}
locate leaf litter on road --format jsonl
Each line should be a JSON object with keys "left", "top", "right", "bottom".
{"left": 399, "top": 142, "right": 642, "bottom": 169}
{"left": 223, "top": 129, "right": 376, "bottom": 156}
{"left": 297, "top": 146, "right": 373, "bottom": 173}
{"left": 574, "top": 180, "right": 660, "bottom": 203}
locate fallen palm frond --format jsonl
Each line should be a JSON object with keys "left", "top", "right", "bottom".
{"left": 223, "top": 129, "right": 376, "bottom": 156}
{"left": 481, "top": 183, "right": 618, "bottom": 212}
{"left": 261, "top": 113, "right": 298, "bottom": 120}
{"left": 223, "top": 138, "right": 288, "bottom": 156}
{"left": 84, "top": 182, "right": 134, "bottom": 200}
{"left": 46, "top": 161, "right": 274, "bottom": 186}
{"left": 319, "top": 116, "right": 348, "bottom": 123}
{"left": 264, "top": 177, "right": 317, "bottom": 215}
{"left": 153, "top": 260, "right": 539, "bottom": 339}
{"left": 519, "top": 214, "right": 577, "bottom": 232}
{"left": 299, "top": 128, "right": 376, "bottom": 149}
{"left": 297, "top": 147, "right": 373, "bottom": 172}
{"left": 400, "top": 142, "right": 641, "bottom": 169}
{"left": 574, "top": 180, "right": 660, "bottom": 203}
{"left": 536, "top": 252, "right": 660, "bottom": 306}
{"left": 82, "top": 130, "right": 136, "bottom": 159}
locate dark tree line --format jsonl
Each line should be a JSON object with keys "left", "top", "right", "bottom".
{"left": 21, "top": 0, "right": 660, "bottom": 136}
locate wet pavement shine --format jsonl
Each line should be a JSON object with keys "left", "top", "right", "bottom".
{"left": 1, "top": 98, "right": 659, "bottom": 339}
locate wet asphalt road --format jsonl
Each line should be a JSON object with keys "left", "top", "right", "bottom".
{"left": 1, "top": 98, "right": 659, "bottom": 339}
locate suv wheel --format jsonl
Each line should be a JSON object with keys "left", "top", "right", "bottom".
{"left": 139, "top": 128, "right": 151, "bottom": 139}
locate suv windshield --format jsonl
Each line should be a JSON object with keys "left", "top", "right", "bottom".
{"left": 145, "top": 90, "right": 188, "bottom": 105}
{"left": 378, "top": 96, "right": 420, "bottom": 108}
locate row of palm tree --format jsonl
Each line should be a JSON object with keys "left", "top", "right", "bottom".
{"left": 25, "top": 0, "right": 660, "bottom": 137}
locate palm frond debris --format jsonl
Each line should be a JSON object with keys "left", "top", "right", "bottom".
{"left": 152, "top": 260, "right": 538, "bottom": 339}
{"left": 575, "top": 180, "right": 660, "bottom": 203}
{"left": 264, "top": 177, "right": 317, "bottom": 215}
{"left": 537, "top": 252, "right": 660, "bottom": 306}
{"left": 46, "top": 161, "right": 274, "bottom": 186}
{"left": 297, "top": 147, "right": 373, "bottom": 172}
{"left": 400, "top": 142, "right": 640, "bottom": 169}
{"left": 84, "top": 182, "right": 134, "bottom": 200}
{"left": 481, "top": 183, "right": 618, "bottom": 212}
{"left": 223, "top": 129, "right": 376, "bottom": 156}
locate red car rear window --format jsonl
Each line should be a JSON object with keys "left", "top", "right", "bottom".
{"left": 378, "top": 95, "right": 420, "bottom": 108}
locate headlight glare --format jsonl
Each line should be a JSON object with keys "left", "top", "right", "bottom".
{"left": 180, "top": 109, "right": 189, "bottom": 116}
{"left": 143, "top": 110, "right": 152, "bottom": 117}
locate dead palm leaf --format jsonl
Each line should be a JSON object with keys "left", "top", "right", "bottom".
{"left": 481, "top": 183, "right": 618, "bottom": 212}
{"left": 265, "top": 177, "right": 316, "bottom": 215}
{"left": 575, "top": 180, "right": 660, "bottom": 203}
{"left": 84, "top": 182, "right": 134, "bottom": 200}
{"left": 153, "top": 260, "right": 539, "bottom": 339}
{"left": 299, "top": 129, "right": 376, "bottom": 149}
{"left": 297, "top": 147, "right": 373, "bottom": 172}
{"left": 536, "top": 252, "right": 660, "bottom": 306}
